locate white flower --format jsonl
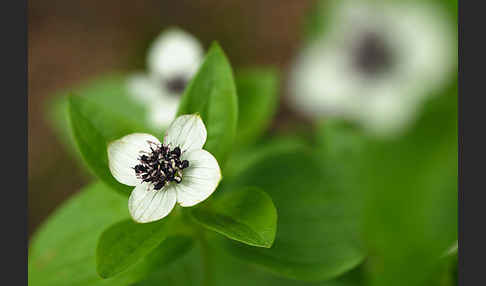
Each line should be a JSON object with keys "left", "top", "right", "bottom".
{"left": 127, "top": 28, "right": 204, "bottom": 129}
{"left": 107, "top": 114, "right": 222, "bottom": 223}
{"left": 289, "top": 0, "right": 456, "bottom": 137}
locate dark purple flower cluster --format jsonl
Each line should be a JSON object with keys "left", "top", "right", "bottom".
{"left": 134, "top": 141, "right": 189, "bottom": 190}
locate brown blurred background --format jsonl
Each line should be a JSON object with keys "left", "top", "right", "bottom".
{"left": 28, "top": 0, "right": 314, "bottom": 237}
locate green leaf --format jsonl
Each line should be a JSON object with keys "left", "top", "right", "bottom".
{"left": 224, "top": 135, "right": 310, "bottom": 179}
{"left": 428, "top": 0, "right": 458, "bottom": 22}
{"left": 360, "top": 88, "right": 458, "bottom": 286}
{"left": 176, "top": 42, "right": 238, "bottom": 165}
{"left": 96, "top": 218, "right": 173, "bottom": 278}
{"left": 191, "top": 187, "right": 277, "bottom": 248}
{"left": 234, "top": 68, "right": 279, "bottom": 148}
{"left": 218, "top": 145, "right": 365, "bottom": 281}
{"left": 68, "top": 95, "right": 150, "bottom": 195}
{"left": 315, "top": 120, "right": 367, "bottom": 219}
{"left": 206, "top": 245, "right": 366, "bottom": 286}
{"left": 135, "top": 236, "right": 364, "bottom": 286}
{"left": 139, "top": 235, "right": 194, "bottom": 274}
{"left": 28, "top": 182, "right": 193, "bottom": 286}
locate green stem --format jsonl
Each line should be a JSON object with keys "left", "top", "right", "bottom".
{"left": 178, "top": 207, "right": 213, "bottom": 285}
{"left": 199, "top": 230, "right": 212, "bottom": 286}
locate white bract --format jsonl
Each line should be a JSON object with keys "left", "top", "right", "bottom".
{"left": 127, "top": 28, "right": 204, "bottom": 128}
{"left": 107, "top": 114, "right": 222, "bottom": 223}
{"left": 289, "top": 0, "right": 456, "bottom": 137}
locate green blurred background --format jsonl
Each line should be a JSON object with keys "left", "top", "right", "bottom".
{"left": 28, "top": 0, "right": 315, "bottom": 237}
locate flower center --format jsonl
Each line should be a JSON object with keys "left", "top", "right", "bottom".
{"left": 164, "top": 75, "right": 188, "bottom": 94}
{"left": 353, "top": 31, "right": 394, "bottom": 76}
{"left": 134, "top": 141, "right": 189, "bottom": 190}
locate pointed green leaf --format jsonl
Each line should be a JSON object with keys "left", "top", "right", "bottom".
{"left": 68, "top": 95, "right": 150, "bottom": 195}
{"left": 191, "top": 187, "right": 277, "bottom": 248}
{"left": 176, "top": 42, "right": 238, "bottom": 165}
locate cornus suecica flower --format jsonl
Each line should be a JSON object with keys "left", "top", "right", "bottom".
{"left": 289, "top": 0, "right": 455, "bottom": 137}
{"left": 108, "top": 114, "right": 221, "bottom": 223}
{"left": 127, "top": 28, "right": 204, "bottom": 128}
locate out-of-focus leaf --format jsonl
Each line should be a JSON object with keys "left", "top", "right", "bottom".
{"left": 431, "top": 0, "right": 457, "bottom": 20}
{"left": 135, "top": 237, "right": 364, "bottom": 286}
{"left": 208, "top": 244, "right": 366, "bottom": 286}
{"left": 424, "top": 249, "right": 458, "bottom": 286}
{"left": 96, "top": 218, "right": 173, "bottom": 278}
{"left": 224, "top": 135, "right": 310, "bottom": 179}
{"left": 234, "top": 68, "right": 279, "bottom": 148}
{"left": 217, "top": 146, "right": 365, "bottom": 281}
{"left": 315, "top": 120, "right": 367, "bottom": 222}
{"left": 68, "top": 95, "right": 151, "bottom": 195}
{"left": 191, "top": 187, "right": 277, "bottom": 248}
{"left": 176, "top": 42, "right": 238, "bottom": 166}
{"left": 28, "top": 182, "right": 193, "bottom": 286}
{"left": 361, "top": 87, "right": 458, "bottom": 286}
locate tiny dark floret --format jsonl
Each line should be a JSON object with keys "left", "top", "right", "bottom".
{"left": 134, "top": 141, "right": 189, "bottom": 190}
{"left": 165, "top": 76, "right": 188, "bottom": 94}
{"left": 353, "top": 31, "right": 394, "bottom": 76}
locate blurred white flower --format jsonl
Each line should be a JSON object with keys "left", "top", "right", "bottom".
{"left": 127, "top": 28, "right": 204, "bottom": 129}
{"left": 107, "top": 114, "right": 221, "bottom": 223}
{"left": 289, "top": 0, "right": 456, "bottom": 136}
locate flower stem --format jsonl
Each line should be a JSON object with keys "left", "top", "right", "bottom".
{"left": 179, "top": 207, "right": 213, "bottom": 285}
{"left": 199, "top": 230, "right": 212, "bottom": 286}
